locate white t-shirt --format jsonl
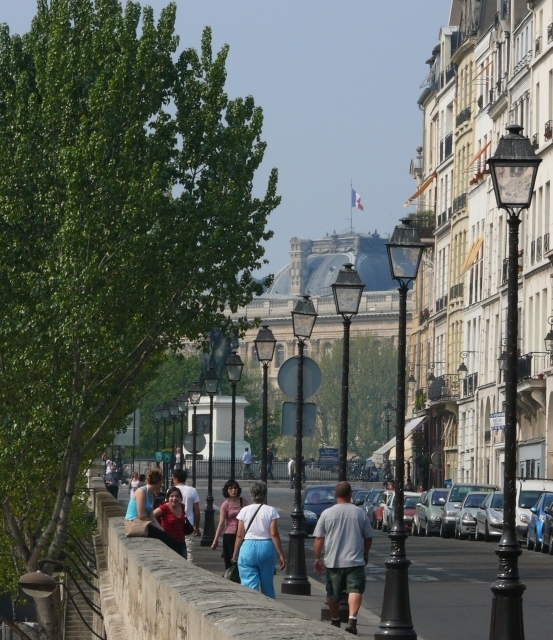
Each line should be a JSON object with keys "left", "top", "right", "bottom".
{"left": 175, "top": 484, "right": 200, "bottom": 525}
{"left": 237, "top": 503, "right": 279, "bottom": 540}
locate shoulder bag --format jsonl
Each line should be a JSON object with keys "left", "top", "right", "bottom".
{"left": 223, "top": 503, "right": 264, "bottom": 583}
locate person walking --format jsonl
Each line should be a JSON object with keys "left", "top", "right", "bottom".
{"left": 266, "top": 448, "right": 275, "bottom": 481}
{"left": 242, "top": 447, "right": 253, "bottom": 479}
{"left": 174, "top": 447, "right": 184, "bottom": 470}
{"left": 232, "top": 482, "right": 286, "bottom": 599}
{"left": 105, "top": 465, "right": 120, "bottom": 499}
{"left": 211, "top": 480, "right": 249, "bottom": 569}
{"left": 172, "top": 468, "right": 200, "bottom": 562}
{"left": 313, "top": 481, "right": 374, "bottom": 635}
{"left": 129, "top": 471, "right": 140, "bottom": 497}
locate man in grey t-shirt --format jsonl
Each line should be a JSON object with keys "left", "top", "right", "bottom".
{"left": 313, "top": 481, "right": 373, "bottom": 635}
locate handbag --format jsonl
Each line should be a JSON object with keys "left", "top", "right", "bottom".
{"left": 183, "top": 514, "right": 194, "bottom": 536}
{"left": 223, "top": 503, "right": 264, "bottom": 583}
{"left": 124, "top": 518, "right": 150, "bottom": 537}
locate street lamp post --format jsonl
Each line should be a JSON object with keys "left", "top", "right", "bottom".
{"left": 254, "top": 326, "right": 277, "bottom": 484}
{"left": 177, "top": 392, "right": 188, "bottom": 468}
{"left": 384, "top": 402, "right": 394, "bottom": 481}
{"left": 188, "top": 382, "right": 202, "bottom": 488}
{"left": 375, "top": 217, "right": 425, "bottom": 640}
{"left": 201, "top": 367, "right": 219, "bottom": 547}
{"left": 282, "top": 295, "right": 317, "bottom": 596}
{"left": 225, "top": 349, "right": 245, "bottom": 480}
{"left": 153, "top": 405, "right": 162, "bottom": 466}
{"left": 169, "top": 398, "right": 179, "bottom": 481}
{"left": 487, "top": 124, "right": 541, "bottom": 640}
{"left": 332, "top": 263, "right": 365, "bottom": 481}
{"left": 160, "top": 402, "right": 170, "bottom": 489}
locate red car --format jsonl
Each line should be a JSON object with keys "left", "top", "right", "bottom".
{"left": 384, "top": 492, "right": 422, "bottom": 533}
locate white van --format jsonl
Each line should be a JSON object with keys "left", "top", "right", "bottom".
{"left": 516, "top": 478, "right": 553, "bottom": 542}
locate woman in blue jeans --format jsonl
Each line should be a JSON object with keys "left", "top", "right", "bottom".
{"left": 232, "top": 482, "right": 286, "bottom": 599}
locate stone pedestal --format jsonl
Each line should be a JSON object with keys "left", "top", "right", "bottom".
{"left": 187, "top": 395, "right": 250, "bottom": 460}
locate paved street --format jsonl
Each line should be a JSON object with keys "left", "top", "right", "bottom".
{"left": 191, "top": 481, "right": 553, "bottom": 639}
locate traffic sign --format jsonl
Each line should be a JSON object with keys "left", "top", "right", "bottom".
{"left": 319, "top": 447, "right": 338, "bottom": 466}
{"left": 183, "top": 432, "right": 206, "bottom": 454}
{"left": 281, "top": 402, "right": 316, "bottom": 437}
{"left": 277, "top": 356, "right": 322, "bottom": 399}
{"left": 162, "top": 451, "right": 172, "bottom": 464}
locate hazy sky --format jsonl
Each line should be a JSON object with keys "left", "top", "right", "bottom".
{"left": 1, "top": 1, "right": 450, "bottom": 278}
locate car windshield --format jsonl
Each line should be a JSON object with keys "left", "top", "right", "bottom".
{"left": 449, "top": 485, "right": 491, "bottom": 502}
{"left": 405, "top": 497, "right": 418, "bottom": 509}
{"left": 491, "top": 494, "right": 504, "bottom": 509}
{"left": 369, "top": 492, "right": 383, "bottom": 504}
{"left": 431, "top": 491, "right": 448, "bottom": 506}
{"left": 464, "top": 494, "right": 486, "bottom": 508}
{"left": 354, "top": 491, "right": 369, "bottom": 501}
{"left": 305, "top": 489, "right": 335, "bottom": 505}
{"left": 519, "top": 490, "right": 543, "bottom": 509}
{"left": 543, "top": 495, "right": 553, "bottom": 511}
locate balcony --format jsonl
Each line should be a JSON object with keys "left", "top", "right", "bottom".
{"left": 462, "top": 372, "right": 478, "bottom": 398}
{"left": 545, "top": 120, "right": 552, "bottom": 142}
{"left": 517, "top": 352, "right": 551, "bottom": 382}
{"left": 428, "top": 374, "right": 460, "bottom": 403}
{"left": 501, "top": 0, "right": 509, "bottom": 18}
{"left": 456, "top": 107, "right": 471, "bottom": 128}
{"left": 537, "top": 236, "right": 543, "bottom": 262}
{"left": 516, "top": 353, "right": 548, "bottom": 419}
{"left": 453, "top": 192, "right": 467, "bottom": 213}
{"left": 536, "top": 36, "right": 542, "bottom": 56}
{"left": 408, "top": 211, "right": 435, "bottom": 238}
{"left": 437, "top": 207, "right": 452, "bottom": 228}
{"left": 549, "top": 22, "right": 553, "bottom": 44}
{"left": 531, "top": 240, "right": 535, "bottom": 265}
{"left": 532, "top": 134, "right": 539, "bottom": 150}
{"left": 445, "top": 63, "right": 456, "bottom": 85}
{"left": 545, "top": 233, "right": 550, "bottom": 253}
{"left": 450, "top": 282, "right": 464, "bottom": 300}
{"left": 435, "top": 294, "right": 448, "bottom": 313}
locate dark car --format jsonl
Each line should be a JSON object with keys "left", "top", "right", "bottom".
{"left": 527, "top": 492, "right": 553, "bottom": 552}
{"left": 363, "top": 490, "right": 384, "bottom": 526}
{"left": 301, "top": 484, "right": 364, "bottom": 534}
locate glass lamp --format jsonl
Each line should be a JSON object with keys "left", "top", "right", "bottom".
{"left": 291, "top": 295, "right": 318, "bottom": 340}
{"left": 177, "top": 392, "right": 188, "bottom": 414}
{"left": 188, "top": 381, "right": 202, "bottom": 405}
{"left": 204, "top": 367, "right": 219, "bottom": 395}
{"left": 169, "top": 398, "right": 179, "bottom": 417}
{"left": 160, "top": 403, "right": 170, "bottom": 420}
{"left": 153, "top": 404, "right": 162, "bottom": 421}
{"left": 331, "top": 263, "right": 365, "bottom": 317}
{"left": 386, "top": 218, "right": 426, "bottom": 282}
{"left": 457, "top": 361, "right": 468, "bottom": 381}
{"left": 254, "top": 325, "right": 277, "bottom": 363}
{"left": 226, "top": 349, "right": 245, "bottom": 382}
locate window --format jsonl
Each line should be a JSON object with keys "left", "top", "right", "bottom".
{"left": 275, "top": 344, "right": 285, "bottom": 369}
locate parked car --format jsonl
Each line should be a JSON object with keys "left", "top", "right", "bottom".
{"left": 353, "top": 489, "right": 370, "bottom": 506}
{"left": 537, "top": 500, "right": 553, "bottom": 554}
{"left": 515, "top": 479, "right": 553, "bottom": 543}
{"left": 455, "top": 491, "right": 488, "bottom": 540}
{"left": 385, "top": 492, "right": 420, "bottom": 534}
{"left": 413, "top": 488, "right": 448, "bottom": 536}
{"left": 375, "top": 490, "right": 394, "bottom": 531}
{"left": 440, "top": 483, "right": 498, "bottom": 538}
{"left": 301, "top": 484, "right": 364, "bottom": 534}
{"left": 363, "top": 490, "right": 384, "bottom": 526}
{"left": 381, "top": 490, "right": 396, "bottom": 532}
{"left": 527, "top": 492, "right": 553, "bottom": 552}
{"left": 475, "top": 491, "right": 504, "bottom": 541}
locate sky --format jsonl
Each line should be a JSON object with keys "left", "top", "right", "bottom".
{"left": 0, "top": 0, "right": 450, "bottom": 278}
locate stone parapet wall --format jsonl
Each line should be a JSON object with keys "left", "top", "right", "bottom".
{"left": 92, "top": 482, "right": 347, "bottom": 639}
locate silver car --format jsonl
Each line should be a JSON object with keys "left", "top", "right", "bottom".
{"left": 475, "top": 491, "right": 504, "bottom": 541}
{"left": 454, "top": 492, "right": 488, "bottom": 540}
{"left": 413, "top": 488, "right": 448, "bottom": 536}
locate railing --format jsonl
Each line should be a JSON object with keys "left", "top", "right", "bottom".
{"left": 537, "top": 236, "right": 543, "bottom": 262}
{"left": 545, "top": 233, "right": 550, "bottom": 253}
{"left": 428, "top": 373, "right": 460, "bottom": 403}
{"left": 517, "top": 353, "right": 551, "bottom": 382}
{"left": 532, "top": 133, "right": 539, "bottom": 150}
{"left": 545, "top": 120, "right": 552, "bottom": 141}
{"left": 549, "top": 22, "right": 553, "bottom": 44}
{"left": 461, "top": 372, "right": 478, "bottom": 398}
{"left": 453, "top": 192, "right": 467, "bottom": 212}
{"left": 450, "top": 282, "right": 464, "bottom": 300}
{"left": 536, "top": 36, "right": 542, "bottom": 56}
{"left": 531, "top": 240, "right": 536, "bottom": 264}
{"left": 456, "top": 107, "right": 471, "bottom": 127}
{"left": 437, "top": 208, "right": 452, "bottom": 228}
{"left": 502, "top": 255, "right": 523, "bottom": 284}
{"left": 435, "top": 294, "right": 448, "bottom": 313}
{"left": 501, "top": 0, "right": 509, "bottom": 19}
{"left": 445, "top": 63, "right": 456, "bottom": 84}
{"left": 409, "top": 212, "right": 435, "bottom": 237}
{"left": 439, "top": 133, "right": 453, "bottom": 163}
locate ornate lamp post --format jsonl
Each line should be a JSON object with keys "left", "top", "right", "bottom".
{"left": 160, "top": 402, "right": 170, "bottom": 487}
{"left": 225, "top": 349, "right": 245, "bottom": 480}
{"left": 254, "top": 326, "right": 277, "bottom": 484}
{"left": 384, "top": 401, "right": 394, "bottom": 481}
{"left": 375, "top": 217, "right": 425, "bottom": 640}
{"left": 487, "top": 124, "right": 541, "bottom": 640}
{"left": 544, "top": 317, "right": 553, "bottom": 354}
{"left": 331, "top": 263, "right": 365, "bottom": 481}
{"left": 169, "top": 398, "right": 179, "bottom": 481}
{"left": 201, "top": 367, "right": 219, "bottom": 546}
{"left": 153, "top": 404, "right": 162, "bottom": 466}
{"left": 282, "top": 295, "right": 317, "bottom": 596}
{"left": 177, "top": 392, "right": 188, "bottom": 469}
{"left": 188, "top": 381, "right": 202, "bottom": 488}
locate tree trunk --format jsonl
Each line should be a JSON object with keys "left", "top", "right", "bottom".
{"left": 33, "top": 591, "right": 62, "bottom": 640}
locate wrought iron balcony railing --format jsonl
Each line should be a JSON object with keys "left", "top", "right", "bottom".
{"left": 453, "top": 192, "right": 467, "bottom": 213}
{"left": 462, "top": 372, "right": 478, "bottom": 398}
{"left": 537, "top": 236, "right": 542, "bottom": 262}
{"left": 435, "top": 294, "right": 448, "bottom": 313}
{"left": 545, "top": 233, "right": 550, "bottom": 253}
{"left": 456, "top": 107, "right": 471, "bottom": 127}
{"left": 532, "top": 133, "right": 539, "bottom": 150}
{"left": 545, "top": 120, "right": 552, "bottom": 141}
{"left": 531, "top": 240, "right": 536, "bottom": 265}
{"left": 428, "top": 374, "right": 460, "bottom": 403}
{"left": 549, "top": 22, "right": 553, "bottom": 44}
{"left": 517, "top": 352, "right": 551, "bottom": 382}
{"left": 450, "top": 282, "right": 464, "bottom": 300}
{"left": 536, "top": 36, "right": 542, "bottom": 56}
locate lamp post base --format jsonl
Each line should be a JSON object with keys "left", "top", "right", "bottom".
{"left": 489, "top": 540, "right": 525, "bottom": 640}
{"left": 201, "top": 501, "right": 215, "bottom": 547}
{"left": 281, "top": 527, "right": 311, "bottom": 596}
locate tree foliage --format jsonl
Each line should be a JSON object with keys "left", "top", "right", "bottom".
{"left": 0, "top": 1, "right": 278, "bottom": 636}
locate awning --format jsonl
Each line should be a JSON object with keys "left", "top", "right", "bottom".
{"left": 463, "top": 140, "right": 491, "bottom": 171}
{"left": 403, "top": 172, "right": 437, "bottom": 207}
{"left": 460, "top": 236, "right": 484, "bottom": 275}
{"left": 372, "top": 416, "right": 427, "bottom": 464}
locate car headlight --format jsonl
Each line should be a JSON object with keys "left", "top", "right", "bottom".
{"left": 519, "top": 514, "right": 530, "bottom": 524}
{"left": 462, "top": 512, "right": 475, "bottom": 522}
{"left": 490, "top": 516, "right": 503, "bottom": 525}
{"left": 446, "top": 510, "right": 457, "bottom": 518}
{"left": 304, "top": 510, "right": 317, "bottom": 521}
{"left": 431, "top": 515, "right": 441, "bottom": 521}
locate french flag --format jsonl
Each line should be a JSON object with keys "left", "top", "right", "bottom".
{"left": 351, "top": 187, "right": 364, "bottom": 211}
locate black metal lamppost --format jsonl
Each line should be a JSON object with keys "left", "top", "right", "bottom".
{"left": 201, "top": 367, "right": 219, "bottom": 547}
{"left": 331, "top": 263, "right": 365, "bottom": 481}
{"left": 254, "top": 326, "right": 277, "bottom": 484}
{"left": 384, "top": 402, "right": 394, "bottom": 481}
{"left": 282, "top": 295, "right": 317, "bottom": 596}
{"left": 544, "top": 317, "right": 553, "bottom": 354}
{"left": 169, "top": 398, "right": 179, "bottom": 480}
{"left": 160, "top": 402, "right": 170, "bottom": 488}
{"left": 177, "top": 392, "right": 188, "bottom": 469}
{"left": 188, "top": 381, "right": 202, "bottom": 488}
{"left": 225, "top": 349, "right": 245, "bottom": 480}
{"left": 486, "top": 124, "right": 541, "bottom": 640}
{"left": 375, "top": 217, "right": 425, "bottom": 640}
{"left": 153, "top": 404, "right": 162, "bottom": 465}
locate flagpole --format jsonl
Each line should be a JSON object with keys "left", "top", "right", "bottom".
{"left": 350, "top": 179, "right": 353, "bottom": 234}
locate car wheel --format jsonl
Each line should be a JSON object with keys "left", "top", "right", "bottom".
{"left": 541, "top": 538, "right": 549, "bottom": 553}
{"left": 484, "top": 522, "right": 491, "bottom": 542}
{"left": 527, "top": 534, "right": 534, "bottom": 551}
{"left": 412, "top": 521, "right": 419, "bottom": 536}
{"left": 548, "top": 538, "right": 553, "bottom": 556}
{"left": 534, "top": 540, "right": 541, "bottom": 552}
{"left": 440, "top": 522, "right": 448, "bottom": 538}
{"left": 382, "top": 520, "right": 388, "bottom": 532}
{"left": 425, "top": 522, "right": 432, "bottom": 537}
{"left": 475, "top": 524, "right": 483, "bottom": 541}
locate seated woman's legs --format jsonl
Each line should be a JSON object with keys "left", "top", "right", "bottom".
{"left": 146, "top": 524, "right": 183, "bottom": 555}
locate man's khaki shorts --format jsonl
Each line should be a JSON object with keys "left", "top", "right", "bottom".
{"left": 325, "top": 566, "right": 366, "bottom": 601}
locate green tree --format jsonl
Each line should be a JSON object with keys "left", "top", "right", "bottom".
{"left": 0, "top": 2, "right": 278, "bottom": 637}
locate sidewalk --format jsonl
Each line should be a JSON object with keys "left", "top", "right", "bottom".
{"left": 192, "top": 543, "right": 383, "bottom": 638}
